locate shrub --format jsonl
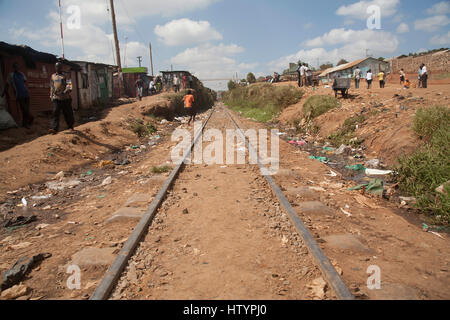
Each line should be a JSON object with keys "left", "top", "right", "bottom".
{"left": 151, "top": 165, "right": 171, "bottom": 174}
{"left": 303, "top": 95, "right": 341, "bottom": 120}
{"left": 222, "top": 83, "right": 303, "bottom": 122}
{"left": 395, "top": 106, "right": 450, "bottom": 224}
{"left": 129, "top": 119, "right": 157, "bottom": 138}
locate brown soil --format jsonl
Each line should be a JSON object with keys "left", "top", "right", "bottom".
{"left": 0, "top": 100, "right": 448, "bottom": 301}
{"left": 277, "top": 81, "right": 450, "bottom": 165}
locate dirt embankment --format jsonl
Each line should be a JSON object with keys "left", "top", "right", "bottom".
{"left": 0, "top": 94, "right": 181, "bottom": 200}
{"left": 275, "top": 82, "right": 449, "bottom": 166}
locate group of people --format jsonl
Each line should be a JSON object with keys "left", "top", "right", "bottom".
{"left": 399, "top": 64, "right": 428, "bottom": 89}
{"left": 297, "top": 63, "right": 313, "bottom": 87}
{"left": 1, "top": 62, "right": 74, "bottom": 134}
{"left": 353, "top": 67, "right": 387, "bottom": 89}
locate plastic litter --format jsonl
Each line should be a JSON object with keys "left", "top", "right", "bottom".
{"left": 309, "top": 156, "right": 329, "bottom": 164}
{"left": 365, "top": 168, "right": 393, "bottom": 176}
{"left": 365, "top": 159, "right": 380, "bottom": 168}
{"left": 101, "top": 176, "right": 112, "bottom": 186}
{"left": 346, "top": 164, "right": 366, "bottom": 171}
{"left": 348, "top": 179, "right": 384, "bottom": 196}
{"left": 322, "top": 147, "right": 335, "bottom": 152}
{"left": 340, "top": 208, "right": 352, "bottom": 217}
{"left": 31, "top": 195, "right": 52, "bottom": 201}
{"left": 289, "top": 140, "right": 306, "bottom": 146}
{"left": 21, "top": 198, "right": 28, "bottom": 208}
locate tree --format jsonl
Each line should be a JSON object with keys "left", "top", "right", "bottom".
{"left": 337, "top": 59, "right": 349, "bottom": 66}
{"left": 320, "top": 63, "right": 334, "bottom": 70}
{"left": 227, "top": 80, "right": 237, "bottom": 91}
{"left": 247, "top": 72, "right": 256, "bottom": 84}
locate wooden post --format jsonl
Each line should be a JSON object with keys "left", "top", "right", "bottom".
{"left": 149, "top": 42, "right": 154, "bottom": 77}
{"left": 109, "top": 0, "right": 122, "bottom": 97}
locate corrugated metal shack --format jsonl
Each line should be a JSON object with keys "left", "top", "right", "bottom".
{"left": 122, "top": 67, "right": 149, "bottom": 98}
{"left": 72, "top": 61, "right": 115, "bottom": 108}
{"left": 319, "top": 57, "right": 391, "bottom": 83}
{"left": 0, "top": 41, "right": 80, "bottom": 123}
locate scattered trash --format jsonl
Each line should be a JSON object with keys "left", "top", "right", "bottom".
{"left": 1, "top": 253, "right": 52, "bottom": 291}
{"left": 21, "top": 198, "right": 28, "bottom": 208}
{"left": 354, "top": 154, "right": 364, "bottom": 159}
{"left": 101, "top": 176, "right": 112, "bottom": 186}
{"left": 4, "top": 215, "right": 37, "bottom": 228}
{"left": 86, "top": 171, "right": 93, "bottom": 176}
{"left": 422, "top": 223, "right": 429, "bottom": 231}
{"left": 31, "top": 195, "right": 52, "bottom": 201}
{"left": 275, "top": 132, "right": 286, "bottom": 136}
{"left": 46, "top": 179, "right": 81, "bottom": 191}
{"left": 310, "top": 156, "right": 329, "bottom": 164}
{"left": 114, "top": 159, "right": 131, "bottom": 166}
{"left": 365, "top": 168, "right": 393, "bottom": 176}
{"left": 349, "top": 179, "right": 384, "bottom": 196}
{"left": 340, "top": 208, "right": 352, "bottom": 217}
{"left": 322, "top": 147, "right": 335, "bottom": 152}
{"left": 97, "top": 195, "right": 107, "bottom": 199}
{"left": 365, "top": 159, "right": 380, "bottom": 169}
{"left": 429, "top": 231, "right": 444, "bottom": 239}
{"left": 54, "top": 171, "right": 65, "bottom": 180}
{"left": 328, "top": 170, "right": 338, "bottom": 177}
{"left": 130, "top": 146, "right": 140, "bottom": 150}
{"left": 160, "top": 119, "right": 168, "bottom": 124}
{"left": 335, "top": 144, "right": 351, "bottom": 155}
{"left": 346, "top": 164, "right": 366, "bottom": 171}
{"left": 289, "top": 140, "right": 306, "bottom": 146}
{"left": 35, "top": 224, "right": 50, "bottom": 230}
{"left": 399, "top": 196, "right": 417, "bottom": 205}
{"left": 354, "top": 194, "right": 381, "bottom": 209}
{"left": 435, "top": 181, "right": 449, "bottom": 195}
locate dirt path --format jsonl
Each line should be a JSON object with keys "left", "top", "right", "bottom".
{"left": 112, "top": 106, "right": 322, "bottom": 300}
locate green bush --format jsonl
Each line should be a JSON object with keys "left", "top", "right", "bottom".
{"left": 223, "top": 83, "right": 303, "bottom": 122}
{"left": 303, "top": 95, "right": 341, "bottom": 120}
{"left": 130, "top": 119, "right": 157, "bottom": 138}
{"left": 327, "top": 114, "right": 366, "bottom": 146}
{"left": 395, "top": 106, "right": 450, "bottom": 224}
{"left": 413, "top": 106, "right": 450, "bottom": 140}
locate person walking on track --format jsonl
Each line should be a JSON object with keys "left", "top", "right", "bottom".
{"left": 5, "top": 62, "right": 34, "bottom": 128}
{"left": 49, "top": 62, "right": 74, "bottom": 134}
{"left": 354, "top": 67, "right": 361, "bottom": 89}
{"left": 135, "top": 76, "right": 144, "bottom": 101}
{"left": 184, "top": 90, "right": 196, "bottom": 126}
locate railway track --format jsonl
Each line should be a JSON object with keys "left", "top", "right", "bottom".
{"left": 90, "top": 104, "right": 354, "bottom": 300}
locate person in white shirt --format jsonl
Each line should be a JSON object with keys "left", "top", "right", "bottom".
{"left": 299, "top": 64, "right": 306, "bottom": 87}
{"left": 149, "top": 78, "right": 156, "bottom": 96}
{"left": 354, "top": 67, "right": 362, "bottom": 89}
{"left": 420, "top": 64, "right": 428, "bottom": 88}
{"left": 366, "top": 69, "right": 373, "bottom": 89}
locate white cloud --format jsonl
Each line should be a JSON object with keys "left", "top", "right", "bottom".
{"left": 396, "top": 22, "right": 409, "bottom": 33}
{"left": 426, "top": 1, "right": 450, "bottom": 15}
{"left": 430, "top": 31, "right": 450, "bottom": 46}
{"left": 269, "top": 28, "right": 398, "bottom": 72}
{"left": 304, "top": 28, "right": 398, "bottom": 48}
{"left": 170, "top": 43, "right": 256, "bottom": 79}
{"left": 154, "top": 19, "right": 222, "bottom": 46}
{"left": 336, "top": 0, "right": 400, "bottom": 19}
{"left": 414, "top": 15, "right": 450, "bottom": 32}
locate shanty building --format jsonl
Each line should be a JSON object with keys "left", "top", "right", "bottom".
{"left": 319, "top": 57, "right": 391, "bottom": 83}
{"left": 72, "top": 61, "right": 116, "bottom": 108}
{"left": 122, "top": 67, "right": 149, "bottom": 98}
{"left": 0, "top": 41, "right": 81, "bottom": 123}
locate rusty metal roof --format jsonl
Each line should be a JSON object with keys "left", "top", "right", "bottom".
{"left": 319, "top": 58, "right": 371, "bottom": 77}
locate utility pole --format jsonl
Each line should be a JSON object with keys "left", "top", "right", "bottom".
{"left": 137, "top": 56, "right": 142, "bottom": 67}
{"left": 109, "top": 0, "right": 122, "bottom": 97}
{"left": 149, "top": 42, "right": 154, "bottom": 76}
{"left": 58, "top": 0, "right": 65, "bottom": 59}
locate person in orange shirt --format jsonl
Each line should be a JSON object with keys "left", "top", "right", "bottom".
{"left": 184, "top": 90, "right": 195, "bottom": 125}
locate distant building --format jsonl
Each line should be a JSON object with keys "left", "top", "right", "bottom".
{"left": 319, "top": 57, "right": 390, "bottom": 83}
{"left": 122, "top": 67, "right": 149, "bottom": 98}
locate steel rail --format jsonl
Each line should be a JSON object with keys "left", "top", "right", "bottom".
{"left": 223, "top": 106, "right": 355, "bottom": 300}
{"left": 90, "top": 107, "right": 216, "bottom": 300}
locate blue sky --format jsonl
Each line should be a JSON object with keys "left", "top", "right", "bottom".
{"left": 1, "top": 0, "right": 449, "bottom": 89}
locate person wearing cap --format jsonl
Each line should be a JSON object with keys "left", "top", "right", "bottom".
{"left": 49, "top": 62, "right": 74, "bottom": 134}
